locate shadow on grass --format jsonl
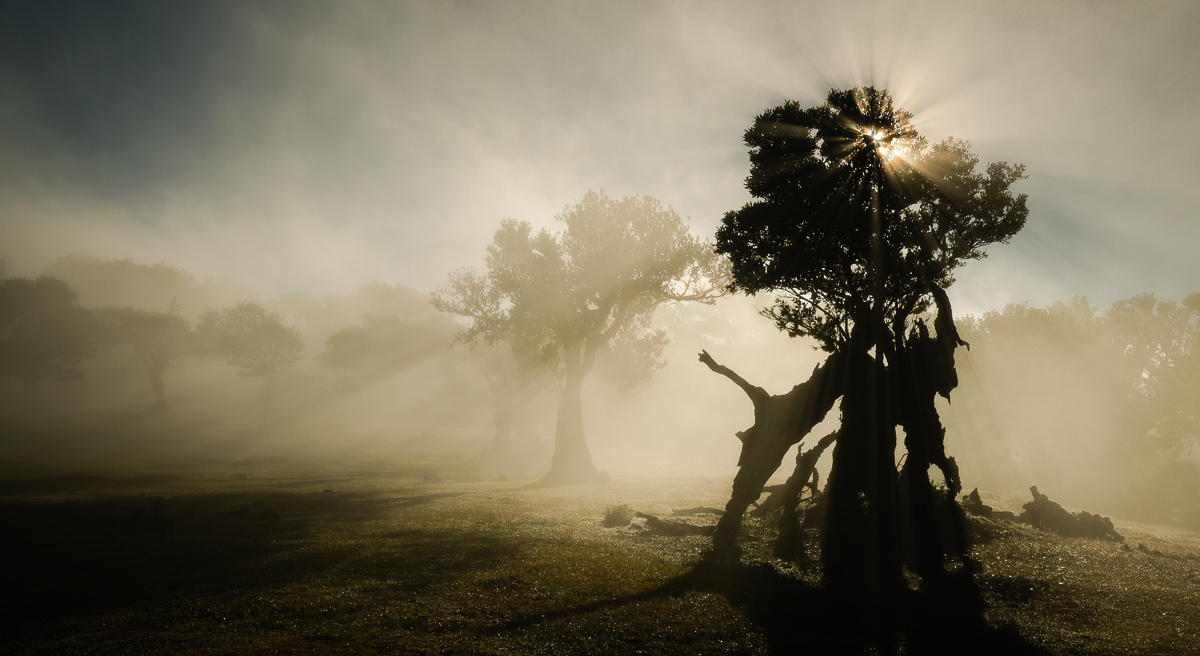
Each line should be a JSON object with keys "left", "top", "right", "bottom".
{"left": 0, "top": 485, "right": 509, "bottom": 644}
{"left": 503, "top": 554, "right": 1052, "bottom": 656}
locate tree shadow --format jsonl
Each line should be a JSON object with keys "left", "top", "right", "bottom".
{"left": 0, "top": 486, "right": 511, "bottom": 640}
{"left": 503, "top": 554, "right": 1052, "bottom": 656}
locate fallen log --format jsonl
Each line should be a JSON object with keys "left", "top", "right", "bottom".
{"left": 636, "top": 512, "right": 717, "bottom": 536}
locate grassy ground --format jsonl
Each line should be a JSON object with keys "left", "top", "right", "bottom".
{"left": 1, "top": 453, "right": 1198, "bottom": 655}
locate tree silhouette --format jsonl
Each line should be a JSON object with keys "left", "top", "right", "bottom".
{"left": 712, "top": 87, "right": 1027, "bottom": 597}
{"left": 95, "top": 306, "right": 193, "bottom": 411}
{"left": 0, "top": 276, "right": 96, "bottom": 381}
{"left": 435, "top": 190, "right": 727, "bottom": 485}
{"left": 197, "top": 301, "right": 303, "bottom": 400}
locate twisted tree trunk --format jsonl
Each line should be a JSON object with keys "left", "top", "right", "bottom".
{"left": 699, "top": 350, "right": 846, "bottom": 557}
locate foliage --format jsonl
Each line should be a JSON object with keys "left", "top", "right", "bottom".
{"left": 961, "top": 293, "right": 1200, "bottom": 459}
{"left": 0, "top": 276, "right": 96, "bottom": 380}
{"left": 321, "top": 312, "right": 453, "bottom": 373}
{"left": 602, "top": 503, "right": 634, "bottom": 527}
{"left": 197, "top": 301, "right": 303, "bottom": 379}
{"left": 317, "top": 285, "right": 458, "bottom": 375}
{"left": 95, "top": 306, "right": 194, "bottom": 364}
{"left": 434, "top": 191, "right": 727, "bottom": 379}
{"left": 44, "top": 254, "right": 252, "bottom": 317}
{"left": 717, "top": 87, "right": 1028, "bottom": 350}
{"left": 1106, "top": 293, "right": 1200, "bottom": 456}
{"left": 594, "top": 320, "right": 669, "bottom": 393}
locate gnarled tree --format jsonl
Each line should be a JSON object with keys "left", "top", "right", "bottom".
{"left": 711, "top": 87, "right": 1028, "bottom": 597}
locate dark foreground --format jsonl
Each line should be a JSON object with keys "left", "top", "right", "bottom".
{"left": 2, "top": 453, "right": 1198, "bottom": 655}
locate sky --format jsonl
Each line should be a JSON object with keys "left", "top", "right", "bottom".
{"left": 1, "top": 0, "right": 1198, "bottom": 318}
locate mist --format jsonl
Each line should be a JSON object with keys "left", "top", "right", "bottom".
{"left": 2, "top": 0, "right": 1199, "bottom": 508}
{"left": 4, "top": 4, "right": 1200, "bottom": 652}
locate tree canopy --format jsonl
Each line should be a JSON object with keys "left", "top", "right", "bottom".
{"left": 718, "top": 87, "right": 1028, "bottom": 350}
{"left": 197, "top": 301, "right": 303, "bottom": 386}
{"left": 0, "top": 276, "right": 96, "bottom": 381}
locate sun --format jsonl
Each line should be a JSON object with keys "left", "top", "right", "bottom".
{"left": 860, "top": 125, "right": 914, "bottom": 167}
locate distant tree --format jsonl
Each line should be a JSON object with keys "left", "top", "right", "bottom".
{"left": 320, "top": 283, "right": 459, "bottom": 375}
{"left": 712, "top": 87, "right": 1027, "bottom": 596}
{"left": 321, "top": 312, "right": 454, "bottom": 374}
{"left": 95, "top": 305, "right": 194, "bottom": 410}
{"left": 435, "top": 190, "right": 727, "bottom": 485}
{"left": 964, "top": 294, "right": 1200, "bottom": 461}
{"left": 0, "top": 276, "right": 96, "bottom": 381}
{"left": 44, "top": 255, "right": 255, "bottom": 317}
{"left": 953, "top": 293, "right": 1200, "bottom": 523}
{"left": 1105, "top": 293, "right": 1200, "bottom": 456}
{"left": 197, "top": 302, "right": 303, "bottom": 399}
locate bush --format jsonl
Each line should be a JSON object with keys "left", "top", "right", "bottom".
{"left": 603, "top": 504, "right": 634, "bottom": 527}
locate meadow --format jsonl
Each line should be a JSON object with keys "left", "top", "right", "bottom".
{"left": 2, "top": 453, "right": 1198, "bottom": 655}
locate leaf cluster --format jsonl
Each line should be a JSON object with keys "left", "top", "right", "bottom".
{"left": 718, "top": 87, "right": 1028, "bottom": 350}
{"left": 196, "top": 301, "right": 303, "bottom": 378}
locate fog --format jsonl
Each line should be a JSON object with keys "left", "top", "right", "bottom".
{"left": 2, "top": 1, "right": 1200, "bottom": 525}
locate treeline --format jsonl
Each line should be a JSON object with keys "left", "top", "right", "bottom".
{"left": 0, "top": 250, "right": 711, "bottom": 470}
{"left": 947, "top": 294, "right": 1200, "bottom": 523}
{"left": 0, "top": 255, "right": 492, "bottom": 456}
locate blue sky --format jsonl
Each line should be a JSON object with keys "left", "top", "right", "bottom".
{"left": 1, "top": 0, "right": 1197, "bottom": 317}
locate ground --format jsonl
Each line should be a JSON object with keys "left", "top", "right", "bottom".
{"left": 1, "top": 453, "right": 1198, "bottom": 655}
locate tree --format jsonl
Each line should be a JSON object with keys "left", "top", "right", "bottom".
{"left": 712, "top": 87, "right": 1027, "bottom": 597}
{"left": 321, "top": 312, "right": 455, "bottom": 374}
{"left": 1106, "top": 293, "right": 1200, "bottom": 457}
{"left": 95, "top": 306, "right": 194, "bottom": 411}
{"left": 0, "top": 276, "right": 96, "bottom": 381}
{"left": 197, "top": 301, "right": 303, "bottom": 399}
{"left": 434, "top": 190, "right": 727, "bottom": 485}
{"left": 950, "top": 294, "right": 1200, "bottom": 522}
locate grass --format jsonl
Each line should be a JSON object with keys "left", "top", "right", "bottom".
{"left": 1, "top": 453, "right": 1198, "bottom": 655}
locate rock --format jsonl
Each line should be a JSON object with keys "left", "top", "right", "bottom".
{"left": 1017, "top": 486, "right": 1122, "bottom": 541}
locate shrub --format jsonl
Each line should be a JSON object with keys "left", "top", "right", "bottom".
{"left": 603, "top": 503, "right": 634, "bottom": 527}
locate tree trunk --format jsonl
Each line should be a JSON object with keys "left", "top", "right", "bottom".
{"left": 538, "top": 341, "right": 602, "bottom": 486}
{"left": 768, "top": 430, "right": 838, "bottom": 557}
{"left": 147, "top": 363, "right": 167, "bottom": 412}
{"left": 262, "top": 370, "right": 276, "bottom": 413}
{"left": 820, "top": 348, "right": 903, "bottom": 603}
{"left": 700, "top": 350, "right": 845, "bottom": 557}
{"left": 892, "top": 310, "right": 971, "bottom": 591}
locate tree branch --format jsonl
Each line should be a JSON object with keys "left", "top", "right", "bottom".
{"left": 698, "top": 350, "right": 769, "bottom": 408}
